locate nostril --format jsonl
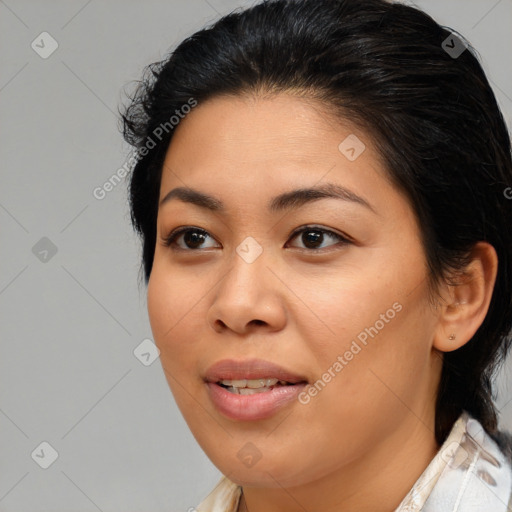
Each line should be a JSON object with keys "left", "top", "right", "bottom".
{"left": 217, "top": 320, "right": 228, "bottom": 329}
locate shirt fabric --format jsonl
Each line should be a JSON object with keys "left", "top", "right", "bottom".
{"left": 196, "top": 411, "right": 512, "bottom": 511}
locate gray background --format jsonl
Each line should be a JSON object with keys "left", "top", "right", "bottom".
{"left": 1, "top": 0, "right": 511, "bottom": 510}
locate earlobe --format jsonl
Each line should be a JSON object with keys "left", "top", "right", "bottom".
{"left": 432, "top": 242, "right": 498, "bottom": 353}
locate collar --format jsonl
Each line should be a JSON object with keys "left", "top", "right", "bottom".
{"left": 397, "top": 411, "right": 512, "bottom": 511}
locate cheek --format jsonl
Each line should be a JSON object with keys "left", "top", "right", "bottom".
{"left": 310, "top": 287, "right": 434, "bottom": 423}
{"left": 147, "top": 270, "right": 172, "bottom": 344}
{"left": 286, "top": 304, "right": 433, "bottom": 473}
{"left": 147, "top": 270, "right": 207, "bottom": 411}
{"left": 291, "top": 271, "right": 402, "bottom": 360}
{"left": 298, "top": 265, "right": 434, "bottom": 404}
{"left": 147, "top": 267, "right": 200, "bottom": 361}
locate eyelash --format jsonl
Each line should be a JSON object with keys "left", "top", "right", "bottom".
{"left": 161, "top": 225, "right": 352, "bottom": 253}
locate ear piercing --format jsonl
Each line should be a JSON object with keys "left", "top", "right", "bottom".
{"left": 448, "top": 333, "right": 456, "bottom": 340}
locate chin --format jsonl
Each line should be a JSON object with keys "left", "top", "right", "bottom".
{"left": 208, "top": 451, "right": 316, "bottom": 489}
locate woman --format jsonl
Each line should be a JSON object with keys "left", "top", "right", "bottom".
{"left": 120, "top": 0, "right": 512, "bottom": 510}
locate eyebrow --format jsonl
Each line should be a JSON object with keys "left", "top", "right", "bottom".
{"left": 159, "top": 182, "right": 376, "bottom": 214}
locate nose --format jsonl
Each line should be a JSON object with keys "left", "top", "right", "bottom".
{"left": 206, "top": 250, "right": 287, "bottom": 335}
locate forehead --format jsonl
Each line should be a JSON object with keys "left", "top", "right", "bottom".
{"left": 167, "top": 94, "right": 366, "bottom": 160}
{"left": 157, "top": 93, "right": 400, "bottom": 217}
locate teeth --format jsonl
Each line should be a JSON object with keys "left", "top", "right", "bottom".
{"left": 226, "top": 386, "right": 274, "bottom": 395}
{"left": 246, "top": 379, "right": 266, "bottom": 388}
{"left": 248, "top": 378, "right": 279, "bottom": 388}
{"left": 223, "top": 379, "right": 247, "bottom": 388}
{"left": 220, "top": 378, "right": 281, "bottom": 388}
{"left": 219, "top": 377, "right": 297, "bottom": 394}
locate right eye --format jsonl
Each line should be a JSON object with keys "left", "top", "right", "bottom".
{"left": 162, "top": 227, "right": 221, "bottom": 251}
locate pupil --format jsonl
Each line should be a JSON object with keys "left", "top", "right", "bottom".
{"left": 303, "top": 230, "right": 322, "bottom": 248}
{"left": 185, "top": 231, "right": 205, "bottom": 248}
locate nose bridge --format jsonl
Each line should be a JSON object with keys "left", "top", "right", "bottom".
{"left": 207, "top": 237, "right": 286, "bottom": 333}
{"left": 219, "top": 239, "right": 269, "bottom": 304}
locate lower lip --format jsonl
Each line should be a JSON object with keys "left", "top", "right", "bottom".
{"left": 206, "top": 382, "right": 307, "bottom": 421}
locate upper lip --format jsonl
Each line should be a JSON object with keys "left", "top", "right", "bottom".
{"left": 204, "top": 358, "right": 308, "bottom": 384}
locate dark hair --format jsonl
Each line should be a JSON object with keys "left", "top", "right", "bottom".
{"left": 120, "top": 0, "right": 512, "bottom": 445}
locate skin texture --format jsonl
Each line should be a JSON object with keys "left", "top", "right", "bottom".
{"left": 147, "top": 93, "right": 498, "bottom": 512}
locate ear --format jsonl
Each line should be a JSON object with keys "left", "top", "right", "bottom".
{"left": 433, "top": 242, "right": 498, "bottom": 353}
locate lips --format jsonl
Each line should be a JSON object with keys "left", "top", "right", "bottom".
{"left": 204, "top": 358, "right": 308, "bottom": 420}
{"left": 204, "top": 358, "right": 308, "bottom": 384}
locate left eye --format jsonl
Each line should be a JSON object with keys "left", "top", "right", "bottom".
{"left": 287, "top": 226, "right": 350, "bottom": 251}
{"left": 162, "top": 225, "right": 350, "bottom": 251}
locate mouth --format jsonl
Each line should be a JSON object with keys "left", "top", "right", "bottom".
{"left": 204, "top": 359, "right": 309, "bottom": 420}
{"left": 216, "top": 378, "right": 304, "bottom": 395}
{"left": 204, "top": 357, "right": 308, "bottom": 384}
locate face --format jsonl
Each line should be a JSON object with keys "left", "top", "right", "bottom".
{"left": 147, "top": 93, "right": 443, "bottom": 488}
